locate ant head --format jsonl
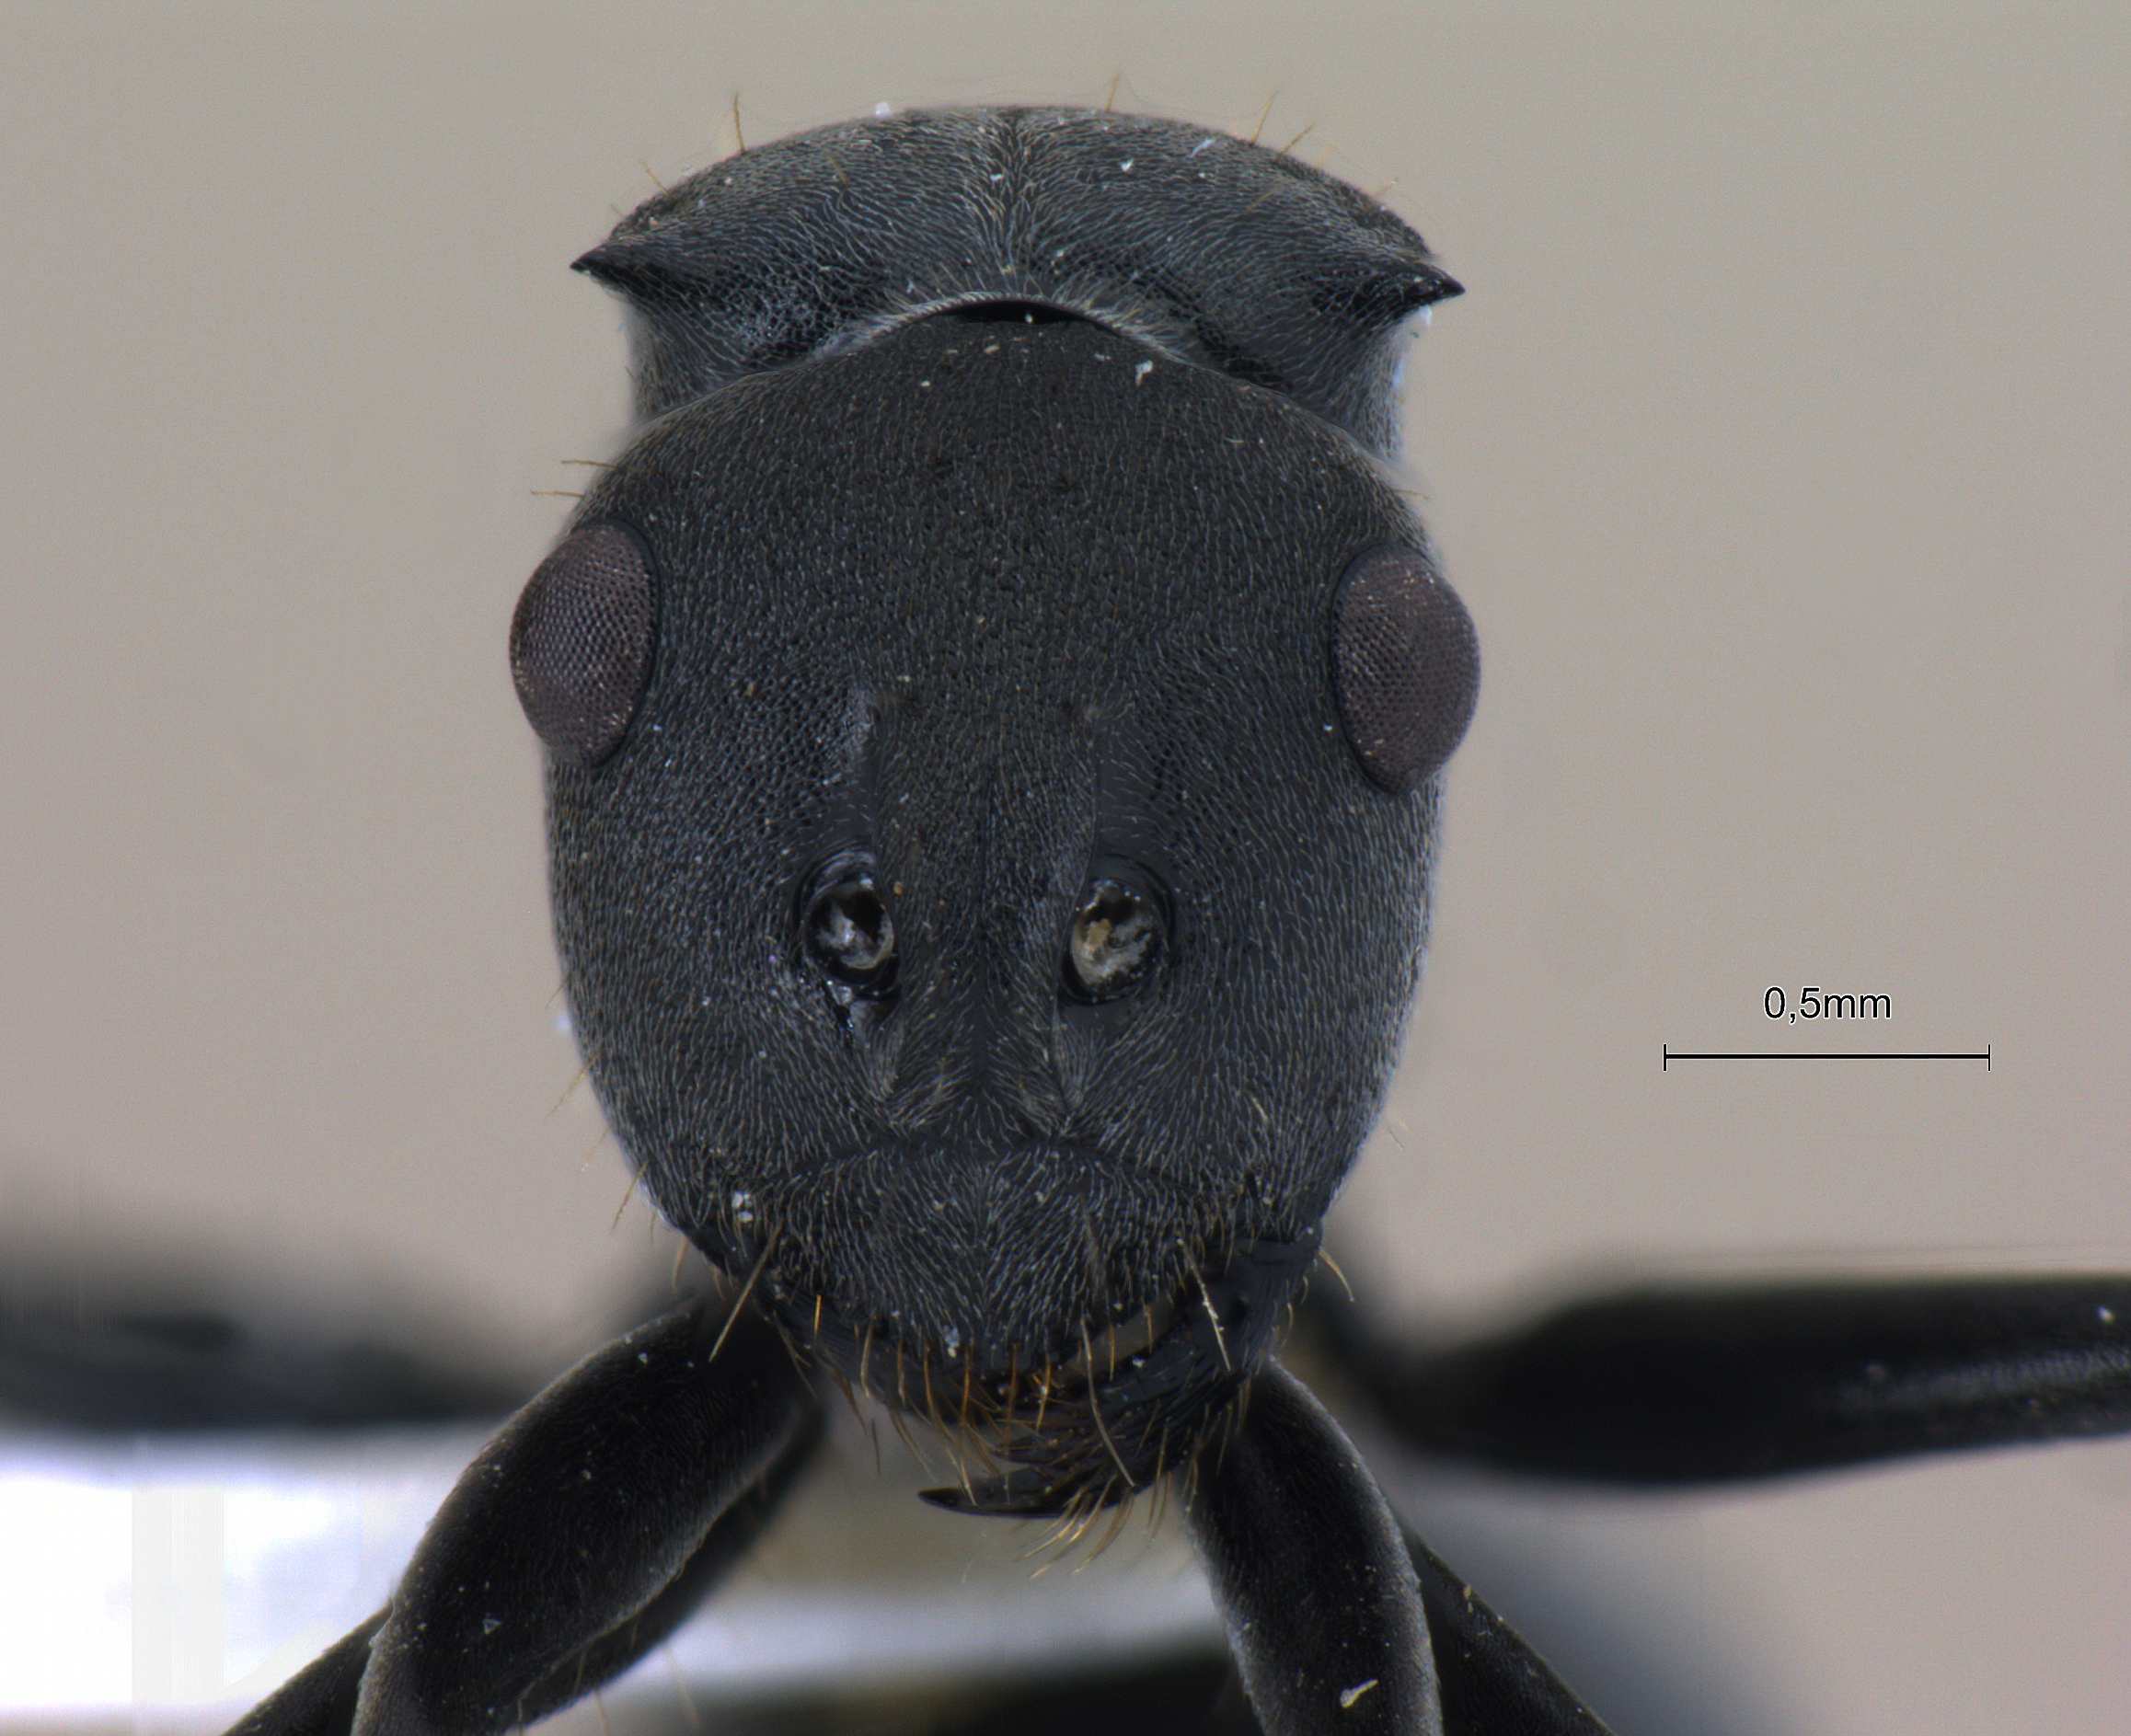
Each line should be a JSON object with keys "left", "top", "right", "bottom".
{"left": 511, "top": 107, "right": 1477, "bottom": 1378}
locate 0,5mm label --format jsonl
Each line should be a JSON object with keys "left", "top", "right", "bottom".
{"left": 1764, "top": 985, "right": 1892, "bottom": 1024}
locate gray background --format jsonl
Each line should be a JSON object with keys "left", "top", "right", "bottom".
{"left": 5, "top": 1, "right": 2127, "bottom": 1730}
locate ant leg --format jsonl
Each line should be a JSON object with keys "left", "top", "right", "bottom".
{"left": 231, "top": 1425, "right": 809, "bottom": 1734}
{"left": 229, "top": 1298, "right": 816, "bottom": 1734}
{"left": 227, "top": 1612, "right": 384, "bottom": 1734}
{"left": 1407, "top": 1534, "right": 1613, "bottom": 1735}
{"left": 1186, "top": 1360, "right": 1442, "bottom": 1733}
{"left": 0, "top": 1267, "right": 524, "bottom": 1430}
{"left": 1318, "top": 1273, "right": 2131, "bottom": 1483}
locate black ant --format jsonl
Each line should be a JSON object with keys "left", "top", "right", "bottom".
{"left": 208, "top": 105, "right": 2127, "bottom": 1734}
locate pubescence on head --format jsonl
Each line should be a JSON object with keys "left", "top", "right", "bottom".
{"left": 513, "top": 107, "right": 1477, "bottom": 1499}
{"left": 571, "top": 104, "right": 1460, "bottom": 463}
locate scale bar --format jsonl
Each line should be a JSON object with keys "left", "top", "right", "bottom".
{"left": 1664, "top": 1044, "right": 1990, "bottom": 1071}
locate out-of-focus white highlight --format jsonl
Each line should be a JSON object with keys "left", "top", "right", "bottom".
{"left": 2, "top": 1467, "right": 133, "bottom": 1700}
{"left": 0, "top": 1428, "right": 1217, "bottom": 1719}
{"left": 0, "top": 1429, "right": 471, "bottom": 1713}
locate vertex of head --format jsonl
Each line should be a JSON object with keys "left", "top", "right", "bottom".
{"left": 571, "top": 104, "right": 1459, "bottom": 460}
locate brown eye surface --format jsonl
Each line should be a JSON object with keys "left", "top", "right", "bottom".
{"left": 1329, "top": 544, "right": 1480, "bottom": 793}
{"left": 1063, "top": 879, "right": 1163, "bottom": 1003}
{"left": 510, "top": 520, "right": 656, "bottom": 766}
{"left": 804, "top": 873, "right": 897, "bottom": 996}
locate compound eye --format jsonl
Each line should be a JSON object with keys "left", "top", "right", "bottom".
{"left": 804, "top": 872, "right": 897, "bottom": 996}
{"left": 1063, "top": 879, "right": 1163, "bottom": 1003}
{"left": 1330, "top": 544, "right": 1480, "bottom": 792}
{"left": 510, "top": 521, "right": 656, "bottom": 766}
